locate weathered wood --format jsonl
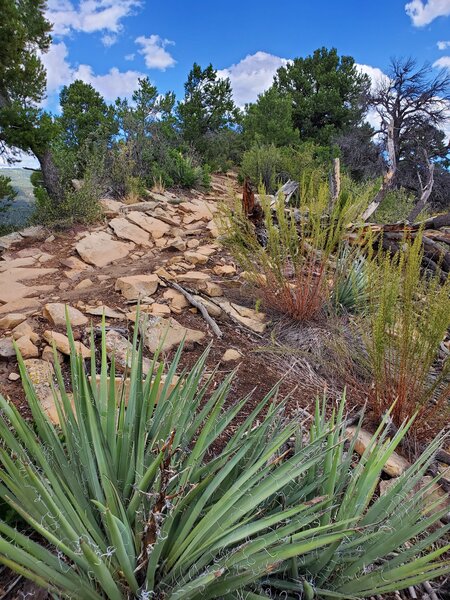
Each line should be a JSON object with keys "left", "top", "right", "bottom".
{"left": 159, "top": 277, "right": 223, "bottom": 338}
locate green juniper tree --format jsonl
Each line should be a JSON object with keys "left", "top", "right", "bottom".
{"left": 0, "top": 0, "right": 63, "bottom": 202}
{"left": 177, "top": 63, "right": 239, "bottom": 158}
{"left": 274, "top": 47, "right": 370, "bottom": 145}
{"left": 243, "top": 87, "right": 299, "bottom": 148}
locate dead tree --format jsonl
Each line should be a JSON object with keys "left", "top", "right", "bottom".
{"left": 363, "top": 57, "right": 450, "bottom": 222}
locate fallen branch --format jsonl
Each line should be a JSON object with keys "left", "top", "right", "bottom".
{"left": 159, "top": 277, "right": 223, "bottom": 338}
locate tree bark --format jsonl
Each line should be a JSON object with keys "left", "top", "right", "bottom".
{"left": 35, "top": 148, "right": 64, "bottom": 204}
{"left": 407, "top": 154, "right": 435, "bottom": 223}
{"left": 361, "top": 117, "right": 396, "bottom": 222}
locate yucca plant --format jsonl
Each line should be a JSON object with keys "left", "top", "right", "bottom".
{"left": 332, "top": 248, "right": 368, "bottom": 314}
{"left": 0, "top": 318, "right": 449, "bottom": 599}
{"left": 361, "top": 232, "right": 450, "bottom": 433}
{"left": 0, "top": 319, "right": 351, "bottom": 599}
{"left": 260, "top": 397, "right": 450, "bottom": 599}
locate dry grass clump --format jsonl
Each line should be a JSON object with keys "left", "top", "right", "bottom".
{"left": 220, "top": 178, "right": 369, "bottom": 322}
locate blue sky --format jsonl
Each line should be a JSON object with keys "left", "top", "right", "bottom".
{"left": 39, "top": 0, "right": 450, "bottom": 114}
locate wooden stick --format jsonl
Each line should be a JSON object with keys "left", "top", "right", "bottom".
{"left": 159, "top": 277, "right": 223, "bottom": 339}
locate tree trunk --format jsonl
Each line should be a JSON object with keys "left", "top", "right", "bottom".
{"left": 35, "top": 148, "right": 64, "bottom": 204}
{"left": 361, "top": 118, "right": 397, "bottom": 222}
{"left": 407, "top": 155, "right": 435, "bottom": 223}
{"left": 329, "top": 157, "right": 341, "bottom": 208}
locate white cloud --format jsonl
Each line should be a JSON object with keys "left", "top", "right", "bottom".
{"left": 101, "top": 33, "right": 118, "bottom": 47}
{"left": 40, "top": 42, "right": 73, "bottom": 93}
{"left": 125, "top": 53, "right": 135, "bottom": 61}
{"left": 437, "top": 40, "right": 450, "bottom": 49}
{"left": 72, "top": 65, "right": 144, "bottom": 101}
{"left": 433, "top": 56, "right": 450, "bottom": 68}
{"left": 218, "top": 51, "right": 289, "bottom": 107}
{"left": 357, "top": 64, "right": 389, "bottom": 90}
{"left": 135, "top": 35, "right": 176, "bottom": 70}
{"left": 38, "top": 40, "right": 145, "bottom": 104}
{"left": 405, "top": 0, "right": 450, "bottom": 26}
{"left": 46, "top": 0, "right": 141, "bottom": 36}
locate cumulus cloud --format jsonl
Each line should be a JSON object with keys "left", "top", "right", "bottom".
{"left": 218, "top": 51, "right": 289, "bottom": 107}
{"left": 135, "top": 35, "right": 176, "bottom": 70}
{"left": 40, "top": 42, "right": 73, "bottom": 93}
{"left": 38, "top": 40, "right": 145, "bottom": 104}
{"left": 357, "top": 64, "right": 389, "bottom": 90}
{"left": 46, "top": 0, "right": 141, "bottom": 37}
{"left": 405, "top": 0, "right": 450, "bottom": 26}
{"left": 72, "top": 64, "right": 144, "bottom": 100}
{"left": 125, "top": 53, "right": 135, "bottom": 61}
{"left": 437, "top": 40, "right": 450, "bottom": 49}
{"left": 433, "top": 55, "right": 450, "bottom": 68}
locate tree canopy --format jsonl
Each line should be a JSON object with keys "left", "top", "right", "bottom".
{"left": 274, "top": 47, "right": 370, "bottom": 144}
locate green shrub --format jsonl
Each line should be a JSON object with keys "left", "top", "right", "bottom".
{"left": 221, "top": 177, "right": 369, "bottom": 321}
{"left": 373, "top": 187, "right": 416, "bottom": 224}
{"left": 240, "top": 142, "right": 331, "bottom": 194}
{"left": 0, "top": 321, "right": 449, "bottom": 599}
{"left": 32, "top": 171, "right": 102, "bottom": 226}
{"left": 361, "top": 232, "right": 450, "bottom": 433}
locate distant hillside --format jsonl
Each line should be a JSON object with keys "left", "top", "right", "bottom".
{"left": 0, "top": 168, "right": 35, "bottom": 228}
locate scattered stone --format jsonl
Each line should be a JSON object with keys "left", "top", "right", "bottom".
{"left": 0, "top": 232, "right": 23, "bottom": 249}
{"left": 163, "top": 289, "right": 190, "bottom": 313}
{"left": 167, "top": 237, "right": 187, "bottom": 252}
{"left": 0, "top": 257, "right": 36, "bottom": 271}
{"left": 99, "top": 198, "right": 124, "bottom": 216}
{"left": 154, "top": 238, "right": 167, "bottom": 248}
{"left": 204, "top": 281, "right": 224, "bottom": 297}
{"left": 213, "top": 264, "right": 236, "bottom": 276}
{"left": 346, "top": 427, "right": 410, "bottom": 477}
{"left": 0, "top": 298, "right": 41, "bottom": 316}
{"left": 20, "top": 226, "right": 46, "bottom": 239}
{"left": 109, "top": 217, "right": 151, "bottom": 246}
{"left": 76, "top": 232, "right": 134, "bottom": 267}
{"left": 38, "top": 253, "right": 54, "bottom": 263}
{"left": 23, "top": 359, "right": 59, "bottom": 423}
{"left": 176, "top": 271, "right": 211, "bottom": 288}
{"left": 15, "top": 335, "right": 39, "bottom": 358}
{"left": 12, "top": 321, "right": 36, "bottom": 342}
{"left": 8, "top": 372, "right": 20, "bottom": 381}
{"left": 207, "top": 220, "right": 219, "bottom": 238}
{"left": 126, "top": 212, "right": 171, "bottom": 239}
{"left": 74, "top": 278, "right": 94, "bottom": 290}
{"left": 43, "top": 303, "right": 89, "bottom": 327}
{"left": 222, "top": 349, "right": 242, "bottom": 362}
{"left": 115, "top": 274, "right": 159, "bottom": 300}
{"left": 184, "top": 251, "right": 209, "bottom": 266}
{"left": 16, "top": 248, "right": 41, "bottom": 258}
{"left": 187, "top": 239, "right": 200, "bottom": 249}
{"left": 60, "top": 256, "right": 90, "bottom": 271}
{"left": 142, "top": 316, "right": 206, "bottom": 353}
{"left": 105, "top": 330, "right": 151, "bottom": 374}
{"left": 43, "top": 330, "right": 90, "bottom": 358}
{"left": 0, "top": 338, "right": 15, "bottom": 359}
{"left": 197, "top": 244, "right": 217, "bottom": 257}
{"left": 151, "top": 303, "right": 171, "bottom": 317}
{"left": 85, "top": 305, "right": 124, "bottom": 319}
{"left": 154, "top": 267, "right": 174, "bottom": 280}
{"left": 41, "top": 345, "right": 64, "bottom": 364}
{"left": 215, "top": 299, "right": 266, "bottom": 334}
{"left": 0, "top": 313, "right": 27, "bottom": 330}
{"left": 45, "top": 235, "right": 55, "bottom": 243}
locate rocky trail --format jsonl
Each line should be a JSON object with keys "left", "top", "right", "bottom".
{"left": 0, "top": 173, "right": 288, "bottom": 428}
